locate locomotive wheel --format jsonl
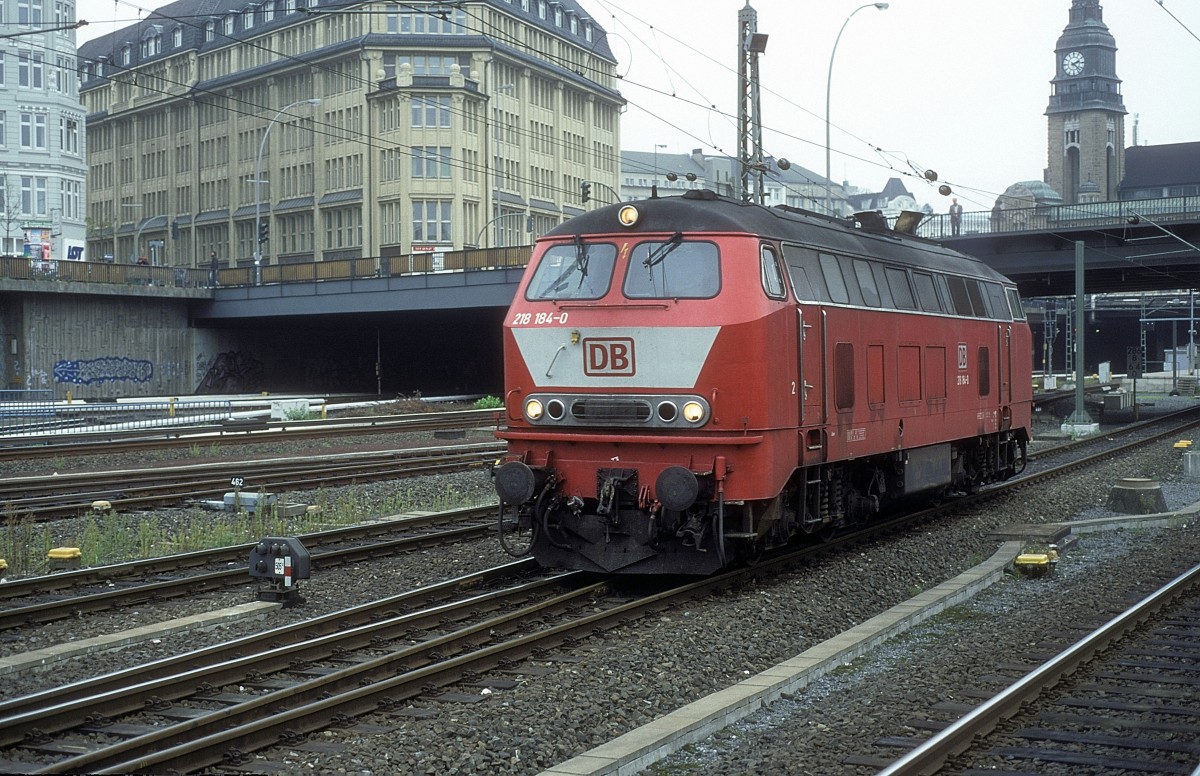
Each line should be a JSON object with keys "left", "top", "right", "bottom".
{"left": 498, "top": 504, "right": 536, "bottom": 557}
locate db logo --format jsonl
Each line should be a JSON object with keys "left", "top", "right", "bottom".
{"left": 583, "top": 338, "right": 636, "bottom": 376}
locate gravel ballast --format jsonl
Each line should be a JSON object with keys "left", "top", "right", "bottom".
{"left": 2, "top": 409, "right": 1198, "bottom": 775}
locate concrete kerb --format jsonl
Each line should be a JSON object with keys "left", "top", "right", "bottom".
{"left": 0, "top": 601, "right": 278, "bottom": 677}
{"left": 539, "top": 540, "right": 1025, "bottom": 776}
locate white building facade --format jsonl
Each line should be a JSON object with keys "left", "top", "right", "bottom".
{"left": 0, "top": 0, "right": 88, "bottom": 260}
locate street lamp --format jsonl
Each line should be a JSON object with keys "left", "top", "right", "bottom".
{"left": 825, "top": 2, "right": 888, "bottom": 216}
{"left": 254, "top": 98, "right": 320, "bottom": 284}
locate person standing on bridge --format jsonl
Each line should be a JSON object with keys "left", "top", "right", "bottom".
{"left": 949, "top": 198, "right": 964, "bottom": 236}
{"left": 209, "top": 250, "right": 220, "bottom": 287}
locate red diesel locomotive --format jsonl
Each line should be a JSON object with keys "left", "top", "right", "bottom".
{"left": 493, "top": 190, "right": 1032, "bottom": 574}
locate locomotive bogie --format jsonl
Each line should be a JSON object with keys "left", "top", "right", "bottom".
{"left": 495, "top": 190, "right": 1032, "bottom": 575}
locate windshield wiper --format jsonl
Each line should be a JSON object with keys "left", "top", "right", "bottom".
{"left": 643, "top": 232, "right": 683, "bottom": 268}
{"left": 574, "top": 234, "right": 589, "bottom": 288}
{"left": 544, "top": 236, "right": 591, "bottom": 296}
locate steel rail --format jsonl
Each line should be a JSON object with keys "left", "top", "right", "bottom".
{"left": 876, "top": 561, "right": 1200, "bottom": 776}
{"left": 0, "top": 504, "right": 496, "bottom": 603}
{"left": 0, "top": 558, "right": 539, "bottom": 720}
{"left": 0, "top": 507, "right": 498, "bottom": 631}
{"left": 0, "top": 565, "right": 577, "bottom": 756}
{"left": 0, "top": 443, "right": 506, "bottom": 519}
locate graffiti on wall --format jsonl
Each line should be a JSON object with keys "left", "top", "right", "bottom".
{"left": 54, "top": 357, "right": 154, "bottom": 385}
{"left": 196, "top": 351, "right": 264, "bottom": 393}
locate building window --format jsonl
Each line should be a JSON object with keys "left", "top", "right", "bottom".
{"left": 554, "top": 6, "right": 562, "bottom": 25}
{"left": 173, "top": 26, "right": 183, "bottom": 46}
{"left": 397, "top": 8, "right": 466, "bottom": 33}
{"left": 18, "top": 0, "right": 44, "bottom": 25}
{"left": 538, "top": 0, "right": 546, "bottom": 19}
{"left": 412, "top": 146, "right": 451, "bottom": 178}
{"left": 19, "top": 112, "right": 48, "bottom": 149}
{"left": 60, "top": 116, "right": 79, "bottom": 154}
{"left": 0, "top": 53, "right": 5, "bottom": 87}
{"left": 585, "top": 22, "right": 592, "bottom": 42}
{"left": 223, "top": 14, "right": 234, "bottom": 35}
{"left": 204, "top": 21, "right": 214, "bottom": 41}
{"left": 570, "top": 15, "right": 577, "bottom": 34}
{"left": 265, "top": 1, "right": 275, "bottom": 21}
{"left": 62, "top": 179, "right": 81, "bottom": 219}
{"left": 412, "top": 200, "right": 451, "bottom": 243}
{"left": 322, "top": 206, "right": 362, "bottom": 250}
{"left": 18, "top": 51, "right": 44, "bottom": 88}
{"left": 411, "top": 95, "right": 451, "bottom": 128}
{"left": 21, "top": 176, "right": 49, "bottom": 216}
{"left": 243, "top": 9, "right": 254, "bottom": 29}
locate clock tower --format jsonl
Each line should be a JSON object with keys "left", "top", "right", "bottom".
{"left": 1045, "top": 0, "right": 1126, "bottom": 203}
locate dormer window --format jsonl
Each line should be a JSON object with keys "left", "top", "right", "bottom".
{"left": 223, "top": 14, "right": 234, "bottom": 34}
{"left": 120, "top": 45, "right": 131, "bottom": 66}
{"left": 569, "top": 14, "right": 577, "bottom": 34}
{"left": 173, "top": 25, "right": 183, "bottom": 47}
{"left": 538, "top": 1, "right": 546, "bottom": 19}
{"left": 585, "top": 22, "right": 592, "bottom": 42}
{"left": 265, "top": 1, "right": 275, "bottom": 21}
{"left": 243, "top": 8, "right": 254, "bottom": 29}
{"left": 284, "top": 0, "right": 296, "bottom": 12}
{"left": 141, "top": 24, "right": 163, "bottom": 57}
{"left": 554, "top": 6, "right": 562, "bottom": 26}
{"left": 204, "top": 20, "right": 215, "bottom": 41}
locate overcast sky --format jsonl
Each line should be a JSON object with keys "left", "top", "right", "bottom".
{"left": 588, "top": 0, "right": 1200, "bottom": 213}
{"left": 74, "top": 0, "right": 1200, "bottom": 213}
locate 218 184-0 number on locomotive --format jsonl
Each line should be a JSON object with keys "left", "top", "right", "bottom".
{"left": 493, "top": 190, "right": 1032, "bottom": 575}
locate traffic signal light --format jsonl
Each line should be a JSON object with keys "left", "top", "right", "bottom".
{"left": 258, "top": 220, "right": 269, "bottom": 244}
{"left": 581, "top": 181, "right": 591, "bottom": 203}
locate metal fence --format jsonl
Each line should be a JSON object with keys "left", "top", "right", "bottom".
{"left": 0, "top": 397, "right": 234, "bottom": 436}
{"left": 918, "top": 195, "right": 1200, "bottom": 240}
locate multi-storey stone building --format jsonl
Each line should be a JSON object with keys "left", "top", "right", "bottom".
{"left": 78, "top": 0, "right": 622, "bottom": 270}
{"left": 0, "top": 0, "right": 88, "bottom": 260}
{"left": 1045, "top": 0, "right": 1126, "bottom": 204}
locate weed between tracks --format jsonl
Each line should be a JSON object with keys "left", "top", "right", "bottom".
{"left": 0, "top": 484, "right": 483, "bottom": 578}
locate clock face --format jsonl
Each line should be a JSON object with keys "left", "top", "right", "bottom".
{"left": 1063, "top": 50, "right": 1085, "bottom": 76}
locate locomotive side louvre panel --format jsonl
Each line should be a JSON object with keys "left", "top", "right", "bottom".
{"left": 834, "top": 342, "right": 855, "bottom": 412}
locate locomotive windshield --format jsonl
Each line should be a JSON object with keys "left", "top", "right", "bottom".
{"left": 624, "top": 239, "right": 719, "bottom": 299}
{"left": 526, "top": 241, "right": 617, "bottom": 300}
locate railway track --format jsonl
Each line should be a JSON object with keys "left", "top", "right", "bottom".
{"left": 0, "top": 516, "right": 933, "bottom": 774}
{"left": 0, "top": 442, "right": 506, "bottom": 520}
{"left": 875, "top": 562, "right": 1200, "bottom": 775}
{"left": 0, "top": 505, "right": 498, "bottom": 631}
{"left": 4, "top": 406, "right": 1198, "bottom": 771}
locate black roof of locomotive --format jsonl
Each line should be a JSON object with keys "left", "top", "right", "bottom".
{"left": 544, "top": 190, "right": 1014, "bottom": 285}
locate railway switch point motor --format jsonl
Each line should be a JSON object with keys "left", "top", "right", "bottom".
{"left": 248, "top": 536, "right": 311, "bottom": 606}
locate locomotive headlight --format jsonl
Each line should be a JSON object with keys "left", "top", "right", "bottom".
{"left": 524, "top": 398, "right": 544, "bottom": 421}
{"left": 546, "top": 398, "right": 566, "bottom": 420}
{"left": 682, "top": 401, "right": 706, "bottom": 423}
{"left": 617, "top": 205, "right": 640, "bottom": 227}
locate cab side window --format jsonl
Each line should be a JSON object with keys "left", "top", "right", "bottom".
{"left": 761, "top": 244, "right": 787, "bottom": 300}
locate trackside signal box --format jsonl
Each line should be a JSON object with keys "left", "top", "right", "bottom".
{"left": 248, "top": 536, "right": 311, "bottom": 607}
